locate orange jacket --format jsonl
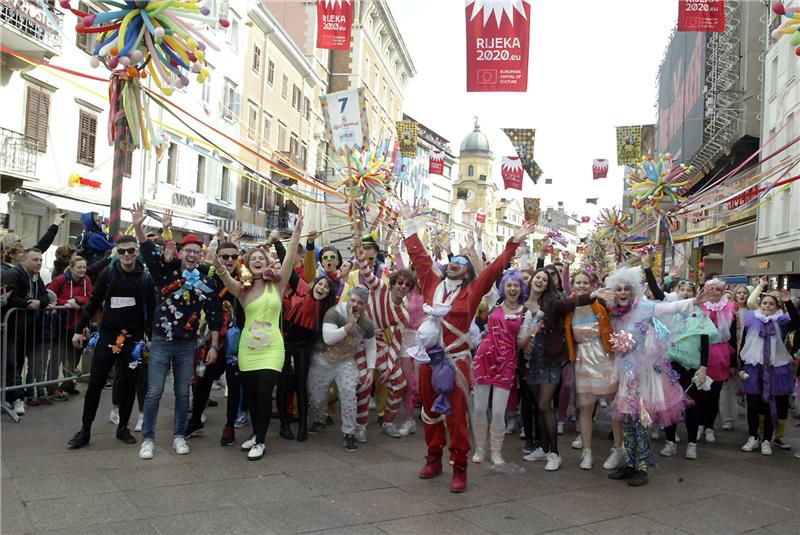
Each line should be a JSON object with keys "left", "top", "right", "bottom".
{"left": 564, "top": 300, "right": 613, "bottom": 362}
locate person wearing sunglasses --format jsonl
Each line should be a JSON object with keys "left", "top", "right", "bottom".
{"left": 185, "top": 240, "right": 247, "bottom": 447}
{"left": 67, "top": 234, "right": 156, "bottom": 449}
{"left": 401, "top": 201, "right": 536, "bottom": 493}
{"left": 350, "top": 235, "right": 418, "bottom": 442}
{"left": 303, "top": 230, "right": 345, "bottom": 297}
{"left": 131, "top": 204, "right": 223, "bottom": 461}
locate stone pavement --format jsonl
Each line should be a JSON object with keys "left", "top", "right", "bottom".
{"left": 2, "top": 387, "right": 799, "bottom": 535}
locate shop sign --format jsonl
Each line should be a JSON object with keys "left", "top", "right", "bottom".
{"left": 172, "top": 192, "right": 196, "bottom": 209}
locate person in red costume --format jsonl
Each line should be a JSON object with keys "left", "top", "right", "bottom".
{"left": 400, "top": 203, "right": 535, "bottom": 493}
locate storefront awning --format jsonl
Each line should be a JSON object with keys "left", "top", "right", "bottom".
{"left": 26, "top": 191, "right": 108, "bottom": 215}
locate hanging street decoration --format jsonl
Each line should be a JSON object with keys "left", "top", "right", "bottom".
{"left": 465, "top": 0, "right": 531, "bottom": 92}
{"left": 316, "top": 0, "right": 353, "bottom": 50}
{"left": 592, "top": 158, "right": 609, "bottom": 179}
{"left": 678, "top": 0, "right": 725, "bottom": 32}
{"left": 321, "top": 87, "right": 369, "bottom": 154}
{"left": 397, "top": 121, "right": 419, "bottom": 157}
{"left": 616, "top": 125, "right": 644, "bottom": 166}
{"left": 69, "top": 173, "right": 101, "bottom": 189}
{"left": 523, "top": 197, "right": 540, "bottom": 226}
{"left": 501, "top": 156, "right": 524, "bottom": 189}
{"left": 502, "top": 128, "right": 538, "bottom": 183}
{"left": 429, "top": 150, "right": 445, "bottom": 175}
{"left": 627, "top": 153, "right": 689, "bottom": 212}
{"left": 771, "top": 2, "right": 800, "bottom": 57}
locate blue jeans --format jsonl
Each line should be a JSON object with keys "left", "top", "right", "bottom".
{"left": 142, "top": 337, "right": 196, "bottom": 442}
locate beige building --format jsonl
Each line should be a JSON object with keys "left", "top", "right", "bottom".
{"left": 234, "top": 0, "right": 328, "bottom": 240}
{"left": 453, "top": 119, "right": 499, "bottom": 256}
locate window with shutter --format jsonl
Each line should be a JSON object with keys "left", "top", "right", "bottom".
{"left": 77, "top": 110, "right": 97, "bottom": 166}
{"left": 25, "top": 86, "right": 50, "bottom": 153}
{"left": 76, "top": 2, "right": 96, "bottom": 53}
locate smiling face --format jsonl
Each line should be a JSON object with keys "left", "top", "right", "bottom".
{"left": 503, "top": 279, "right": 522, "bottom": 304}
{"left": 677, "top": 281, "right": 696, "bottom": 299}
{"left": 572, "top": 273, "right": 592, "bottom": 296}
{"left": 217, "top": 247, "right": 239, "bottom": 273}
{"left": 614, "top": 284, "right": 633, "bottom": 306}
{"left": 390, "top": 276, "right": 414, "bottom": 303}
{"left": 530, "top": 271, "right": 549, "bottom": 295}
{"left": 734, "top": 286, "right": 749, "bottom": 305}
{"left": 181, "top": 244, "right": 202, "bottom": 270}
{"left": 247, "top": 250, "right": 268, "bottom": 277}
{"left": 312, "top": 278, "right": 331, "bottom": 301}
{"left": 759, "top": 295, "right": 779, "bottom": 315}
{"left": 446, "top": 256, "right": 470, "bottom": 280}
{"left": 23, "top": 250, "right": 42, "bottom": 274}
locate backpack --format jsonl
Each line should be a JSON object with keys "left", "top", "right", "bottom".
{"left": 76, "top": 230, "right": 108, "bottom": 268}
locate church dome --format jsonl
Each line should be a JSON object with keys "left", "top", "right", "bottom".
{"left": 459, "top": 117, "right": 492, "bottom": 156}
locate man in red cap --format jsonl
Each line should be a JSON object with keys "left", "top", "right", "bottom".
{"left": 132, "top": 204, "right": 222, "bottom": 460}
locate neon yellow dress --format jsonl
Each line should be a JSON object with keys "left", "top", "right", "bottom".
{"left": 237, "top": 284, "right": 284, "bottom": 372}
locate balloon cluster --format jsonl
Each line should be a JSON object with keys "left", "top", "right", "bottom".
{"left": 772, "top": 2, "right": 800, "bottom": 56}
{"left": 594, "top": 207, "right": 630, "bottom": 245}
{"left": 62, "top": 0, "right": 225, "bottom": 93}
{"left": 627, "top": 154, "right": 689, "bottom": 211}
{"left": 336, "top": 148, "right": 395, "bottom": 204}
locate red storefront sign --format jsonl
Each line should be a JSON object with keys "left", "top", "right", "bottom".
{"left": 316, "top": 0, "right": 353, "bottom": 50}
{"left": 677, "top": 0, "right": 725, "bottom": 32}
{"left": 465, "top": 0, "right": 531, "bottom": 92}
{"left": 726, "top": 185, "right": 758, "bottom": 210}
{"left": 429, "top": 150, "right": 444, "bottom": 175}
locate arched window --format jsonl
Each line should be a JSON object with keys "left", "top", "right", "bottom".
{"left": 468, "top": 165, "right": 474, "bottom": 177}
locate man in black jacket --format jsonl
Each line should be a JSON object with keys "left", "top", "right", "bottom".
{"left": 67, "top": 235, "right": 156, "bottom": 448}
{"left": 1, "top": 248, "right": 49, "bottom": 416}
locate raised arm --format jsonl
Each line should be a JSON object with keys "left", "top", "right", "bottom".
{"left": 35, "top": 212, "right": 64, "bottom": 253}
{"left": 277, "top": 214, "right": 304, "bottom": 295}
{"left": 303, "top": 230, "right": 320, "bottom": 283}
{"left": 353, "top": 236, "right": 381, "bottom": 292}
{"left": 747, "top": 276, "right": 766, "bottom": 310}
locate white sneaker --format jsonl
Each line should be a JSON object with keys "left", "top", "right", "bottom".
{"left": 650, "top": 428, "right": 660, "bottom": 441}
{"left": 139, "top": 440, "right": 155, "bottom": 460}
{"left": 571, "top": 435, "right": 583, "bottom": 450}
{"left": 523, "top": 447, "right": 547, "bottom": 462}
{"left": 556, "top": 422, "right": 565, "bottom": 435}
{"left": 599, "top": 398, "right": 608, "bottom": 408}
{"left": 173, "top": 437, "right": 190, "bottom": 455}
{"left": 109, "top": 408, "right": 120, "bottom": 425}
{"left": 741, "top": 436, "right": 760, "bottom": 452}
{"left": 579, "top": 448, "right": 593, "bottom": 470}
{"left": 660, "top": 440, "right": 677, "bottom": 457}
{"left": 12, "top": 399, "right": 25, "bottom": 415}
{"left": 490, "top": 451, "right": 505, "bottom": 466}
{"left": 760, "top": 440, "right": 772, "bottom": 456}
{"left": 247, "top": 443, "right": 265, "bottom": 460}
{"left": 382, "top": 422, "right": 402, "bottom": 438}
{"left": 234, "top": 414, "right": 248, "bottom": 428}
{"left": 685, "top": 442, "right": 697, "bottom": 460}
{"left": 240, "top": 435, "right": 257, "bottom": 451}
{"left": 696, "top": 425, "right": 705, "bottom": 442}
{"left": 471, "top": 447, "right": 485, "bottom": 463}
{"left": 722, "top": 420, "right": 734, "bottom": 431}
{"left": 544, "top": 452, "right": 562, "bottom": 471}
{"left": 602, "top": 447, "right": 625, "bottom": 470}
{"left": 134, "top": 414, "right": 143, "bottom": 433}
{"left": 200, "top": 412, "right": 207, "bottom": 424}
{"left": 704, "top": 428, "right": 716, "bottom": 443}
{"left": 355, "top": 425, "right": 367, "bottom": 444}
{"left": 398, "top": 419, "right": 416, "bottom": 436}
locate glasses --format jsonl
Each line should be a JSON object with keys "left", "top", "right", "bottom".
{"left": 452, "top": 256, "right": 470, "bottom": 266}
{"left": 118, "top": 247, "right": 138, "bottom": 256}
{"left": 183, "top": 248, "right": 201, "bottom": 256}
{"left": 615, "top": 285, "right": 632, "bottom": 292}
{"left": 321, "top": 254, "right": 338, "bottom": 261}
{"left": 394, "top": 279, "right": 414, "bottom": 289}
{"left": 220, "top": 254, "right": 239, "bottom": 261}
{"left": 680, "top": 281, "right": 696, "bottom": 288}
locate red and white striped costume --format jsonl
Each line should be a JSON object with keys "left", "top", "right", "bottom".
{"left": 354, "top": 254, "right": 409, "bottom": 426}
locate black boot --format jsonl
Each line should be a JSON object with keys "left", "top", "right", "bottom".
{"left": 279, "top": 423, "right": 295, "bottom": 440}
{"left": 627, "top": 470, "right": 649, "bottom": 487}
{"left": 608, "top": 466, "right": 636, "bottom": 480}
{"left": 116, "top": 427, "right": 137, "bottom": 444}
{"left": 68, "top": 430, "right": 90, "bottom": 449}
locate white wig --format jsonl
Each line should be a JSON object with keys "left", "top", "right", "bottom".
{"left": 605, "top": 266, "right": 645, "bottom": 301}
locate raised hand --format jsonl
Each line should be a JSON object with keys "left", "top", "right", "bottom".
{"left": 163, "top": 209, "right": 173, "bottom": 231}
{"left": 759, "top": 275, "right": 769, "bottom": 288}
{"left": 463, "top": 231, "right": 476, "bottom": 254}
{"left": 307, "top": 230, "right": 321, "bottom": 243}
{"left": 267, "top": 228, "right": 280, "bottom": 246}
{"left": 229, "top": 227, "right": 244, "bottom": 245}
{"left": 640, "top": 252, "right": 652, "bottom": 270}
{"left": 131, "top": 203, "right": 146, "bottom": 227}
{"left": 399, "top": 202, "right": 415, "bottom": 222}
{"left": 512, "top": 221, "right": 536, "bottom": 244}
{"left": 52, "top": 212, "right": 65, "bottom": 226}
{"left": 292, "top": 213, "right": 304, "bottom": 236}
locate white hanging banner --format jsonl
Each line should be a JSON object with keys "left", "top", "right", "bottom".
{"left": 320, "top": 87, "right": 369, "bottom": 154}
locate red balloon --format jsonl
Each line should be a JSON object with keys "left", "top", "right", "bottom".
{"left": 773, "top": 2, "right": 786, "bottom": 15}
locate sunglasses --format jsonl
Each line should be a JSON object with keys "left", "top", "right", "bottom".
{"left": 451, "top": 256, "right": 470, "bottom": 266}
{"left": 118, "top": 247, "right": 138, "bottom": 256}
{"left": 394, "top": 279, "right": 414, "bottom": 289}
{"left": 679, "top": 281, "right": 696, "bottom": 288}
{"left": 220, "top": 254, "right": 239, "bottom": 261}
{"left": 321, "top": 254, "right": 338, "bottom": 261}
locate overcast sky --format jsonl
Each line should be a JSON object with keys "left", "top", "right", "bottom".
{"left": 387, "top": 0, "right": 679, "bottom": 227}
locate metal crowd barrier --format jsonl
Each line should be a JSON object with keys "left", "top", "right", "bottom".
{"left": 1, "top": 306, "right": 91, "bottom": 423}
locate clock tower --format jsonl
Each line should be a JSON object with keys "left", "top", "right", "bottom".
{"left": 454, "top": 117, "right": 498, "bottom": 254}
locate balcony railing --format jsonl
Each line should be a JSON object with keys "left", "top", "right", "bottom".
{"left": 0, "top": 0, "right": 62, "bottom": 54}
{"left": 0, "top": 128, "right": 38, "bottom": 179}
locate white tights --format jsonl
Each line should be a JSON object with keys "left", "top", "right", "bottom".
{"left": 472, "top": 384, "right": 511, "bottom": 453}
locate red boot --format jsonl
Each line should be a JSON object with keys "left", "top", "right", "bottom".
{"left": 418, "top": 453, "right": 442, "bottom": 479}
{"left": 450, "top": 463, "right": 467, "bottom": 493}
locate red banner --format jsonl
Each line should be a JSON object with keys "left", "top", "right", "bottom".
{"left": 429, "top": 150, "right": 445, "bottom": 175}
{"left": 501, "top": 156, "right": 524, "bottom": 189}
{"left": 581, "top": 216, "right": 591, "bottom": 223}
{"left": 592, "top": 159, "right": 609, "bottom": 180}
{"left": 476, "top": 209, "right": 486, "bottom": 223}
{"left": 316, "top": 0, "right": 353, "bottom": 50}
{"left": 677, "top": 0, "right": 725, "bottom": 32}
{"left": 465, "top": 0, "right": 531, "bottom": 92}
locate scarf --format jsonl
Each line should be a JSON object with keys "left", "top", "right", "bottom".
{"left": 757, "top": 314, "right": 778, "bottom": 422}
